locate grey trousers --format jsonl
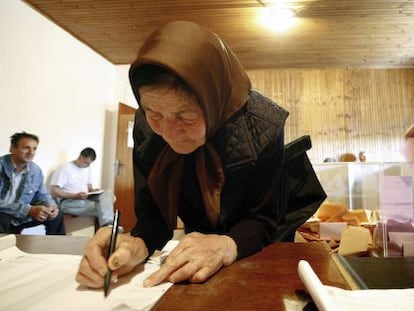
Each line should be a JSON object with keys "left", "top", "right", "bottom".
{"left": 60, "top": 190, "right": 115, "bottom": 226}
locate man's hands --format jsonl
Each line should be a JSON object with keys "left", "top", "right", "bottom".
{"left": 29, "top": 205, "right": 59, "bottom": 222}
{"left": 76, "top": 227, "right": 148, "bottom": 288}
{"left": 144, "top": 232, "right": 237, "bottom": 287}
{"left": 50, "top": 185, "right": 88, "bottom": 200}
{"left": 73, "top": 192, "right": 88, "bottom": 200}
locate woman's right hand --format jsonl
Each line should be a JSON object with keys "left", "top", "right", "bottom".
{"left": 75, "top": 227, "right": 149, "bottom": 288}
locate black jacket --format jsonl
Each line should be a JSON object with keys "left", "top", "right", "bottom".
{"left": 132, "top": 90, "right": 289, "bottom": 259}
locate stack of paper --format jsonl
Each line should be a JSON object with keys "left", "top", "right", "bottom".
{"left": 0, "top": 235, "right": 176, "bottom": 311}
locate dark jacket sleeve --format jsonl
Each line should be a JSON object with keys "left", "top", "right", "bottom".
{"left": 224, "top": 132, "right": 285, "bottom": 259}
{"left": 208, "top": 91, "right": 288, "bottom": 259}
{"left": 274, "top": 135, "right": 327, "bottom": 242}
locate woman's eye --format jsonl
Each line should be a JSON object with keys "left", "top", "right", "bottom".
{"left": 177, "top": 112, "right": 199, "bottom": 123}
{"left": 147, "top": 111, "right": 162, "bottom": 120}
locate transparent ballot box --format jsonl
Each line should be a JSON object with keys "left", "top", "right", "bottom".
{"left": 313, "top": 162, "right": 414, "bottom": 257}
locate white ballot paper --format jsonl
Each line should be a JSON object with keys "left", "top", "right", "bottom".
{"left": 0, "top": 235, "right": 179, "bottom": 311}
{"left": 87, "top": 189, "right": 105, "bottom": 195}
{"left": 298, "top": 260, "right": 414, "bottom": 311}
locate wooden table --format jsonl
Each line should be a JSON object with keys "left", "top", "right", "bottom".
{"left": 153, "top": 242, "right": 349, "bottom": 311}
{"left": 14, "top": 235, "right": 349, "bottom": 310}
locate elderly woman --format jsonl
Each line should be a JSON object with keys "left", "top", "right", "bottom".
{"left": 76, "top": 21, "right": 289, "bottom": 288}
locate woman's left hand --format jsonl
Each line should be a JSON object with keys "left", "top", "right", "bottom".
{"left": 143, "top": 232, "right": 237, "bottom": 287}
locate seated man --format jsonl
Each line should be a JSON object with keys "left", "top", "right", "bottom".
{"left": 0, "top": 132, "right": 65, "bottom": 234}
{"left": 50, "top": 147, "right": 115, "bottom": 228}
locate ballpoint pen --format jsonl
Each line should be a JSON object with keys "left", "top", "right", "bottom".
{"left": 104, "top": 209, "right": 120, "bottom": 297}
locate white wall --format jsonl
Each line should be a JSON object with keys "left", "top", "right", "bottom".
{"left": 0, "top": 0, "right": 131, "bottom": 189}
{"left": 115, "top": 65, "right": 138, "bottom": 108}
{"left": 101, "top": 66, "right": 138, "bottom": 190}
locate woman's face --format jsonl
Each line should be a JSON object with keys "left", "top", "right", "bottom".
{"left": 139, "top": 85, "right": 207, "bottom": 154}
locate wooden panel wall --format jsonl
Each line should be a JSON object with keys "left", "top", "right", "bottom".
{"left": 247, "top": 68, "right": 414, "bottom": 163}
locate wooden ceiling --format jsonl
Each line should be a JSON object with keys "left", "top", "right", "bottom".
{"left": 23, "top": 0, "right": 414, "bottom": 69}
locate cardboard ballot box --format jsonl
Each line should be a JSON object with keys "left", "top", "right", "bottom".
{"left": 312, "top": 162, "right": 414, "bottom": 257}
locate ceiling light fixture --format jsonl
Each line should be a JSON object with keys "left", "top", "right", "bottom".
{"left": 258, "top": 1, "right": 297, "bottom": 32}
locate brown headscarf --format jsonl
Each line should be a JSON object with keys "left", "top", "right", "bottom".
{"left": 129, "top": 21, "right": 251, "bottom": 229}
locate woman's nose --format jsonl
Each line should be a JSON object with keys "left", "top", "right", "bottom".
{"left": 161, "top": 118, "right": 182, "bottom": 137}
